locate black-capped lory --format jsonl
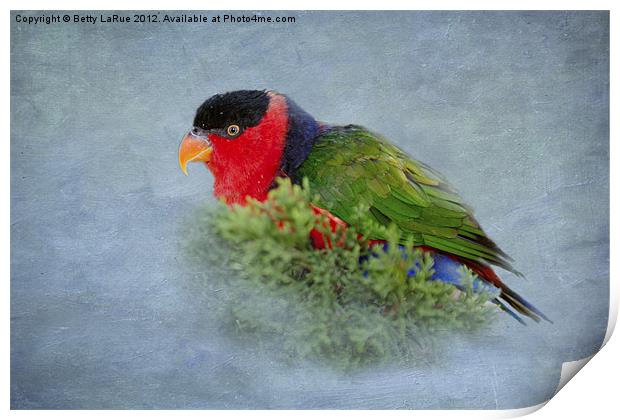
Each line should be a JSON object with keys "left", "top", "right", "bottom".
{"left": 178, "top": 90, "right": 549, "bottom": 325}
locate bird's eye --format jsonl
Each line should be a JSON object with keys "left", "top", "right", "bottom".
{"left": 226, "top": 124, "right": 240, "bottom": 137}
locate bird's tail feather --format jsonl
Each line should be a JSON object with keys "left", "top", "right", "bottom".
{"left": 491, "top": 298, "right": 526, "bottom": 326}
{"left": 374, "top": 243, "right": 550, "bottom": 325}
{"left": 499, "top": 284, "right": 552, "bottom": 323}
{"left": 459, "top": 258, "right": 551, "bottom": 324}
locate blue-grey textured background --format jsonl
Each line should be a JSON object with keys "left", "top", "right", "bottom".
{"left": 11, "top": 11, "right": 609, "bottom": 409}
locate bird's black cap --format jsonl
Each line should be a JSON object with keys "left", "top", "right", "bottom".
{"left": 193, "top": 90, "right": 270, "bottom": 130}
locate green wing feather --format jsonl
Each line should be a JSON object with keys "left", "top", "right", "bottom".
{"left": 296, "top": 125, "right": 518, "bottom": 274}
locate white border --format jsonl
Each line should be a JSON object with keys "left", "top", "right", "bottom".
{"left": 1, "top": 0, "right": 618, "bottom": 10}
{"left": 3, "top": 1, "right": 616, "bottom": 419}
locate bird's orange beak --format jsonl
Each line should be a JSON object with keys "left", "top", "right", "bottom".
{"left": 178, "top": 132, "right": 213, "bottom": 175}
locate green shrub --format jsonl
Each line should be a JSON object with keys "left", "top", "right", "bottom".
{"left": 184, "top": 178, "right": 497, "bottom": 368}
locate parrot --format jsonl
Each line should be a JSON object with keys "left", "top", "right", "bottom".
{"left": 178, "top": 89, "right": 549, "bottom": 325}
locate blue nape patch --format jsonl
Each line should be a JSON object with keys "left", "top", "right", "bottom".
{"left": 282, "top": 96, "right": 320, "bottom": 176}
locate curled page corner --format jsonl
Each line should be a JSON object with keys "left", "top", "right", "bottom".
{"left": 555, "top": 356, "right": 595, "bottom": 395}
{"left": 550, "top": 273, "right": 616, "bottom": 400}
{"left": 602, "top": 282, "right": 618, "bottom": 347}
